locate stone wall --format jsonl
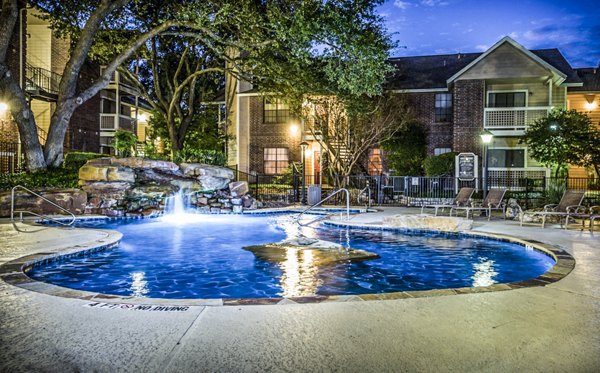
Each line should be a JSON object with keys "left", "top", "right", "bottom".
{"left": 0, "top": 189, "right": 87, "bottom": 217}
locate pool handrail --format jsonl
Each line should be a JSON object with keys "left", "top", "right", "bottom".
{"left": 11, "top": 185, "right": 76, "bottom": 227}
{"left": 294, "top": 188, "right": 350, "bottom": 225}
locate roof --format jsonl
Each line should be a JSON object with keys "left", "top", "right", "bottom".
{"left": 387, "top": 38, "right": 581, "bottom": 90}
{"left": 569, "top": 67, "right": 600, "bottom": 92}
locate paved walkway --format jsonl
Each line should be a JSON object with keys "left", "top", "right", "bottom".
{"left": 1, "top": 209, "right": 599, "bottom": 372}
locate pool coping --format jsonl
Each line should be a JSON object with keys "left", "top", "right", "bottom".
{"left": 0, "top": 216, "right": 576, "bottom": 307}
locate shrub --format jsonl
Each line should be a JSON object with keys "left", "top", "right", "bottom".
{"left": 114, "top": 130, "right": 138, "bottom": 157}
{"left": 423, "top": 152, "right": 457, "bottom": 176}
{"left": 64, "top": 152, "right": 105, "bottom": 169}
{"left": 0, "top": 168, "right": 79, "bottom": 191}
{"left": 174, "top": 148, "right": 226, "bottom": 166}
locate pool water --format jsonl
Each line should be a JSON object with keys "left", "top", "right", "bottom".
{"left": 28, "top": 215, "right": 555, "bottom": 299}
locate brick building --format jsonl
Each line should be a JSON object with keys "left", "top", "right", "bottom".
{"left": 226, "top": 37, "right": 596, "bottom": 185}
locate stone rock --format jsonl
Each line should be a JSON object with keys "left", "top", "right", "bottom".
{"left": 79, "top": 165, "right": 108, "bottom": 182}
{"left": 243, "top": 240, "right": 380, "bottom": 266}
{"left": 383, "top": 214, "right": 473, "bottom": 232}
{"left": 86, "top": 157, "right": 113, "bottom": 166}
{"left": 210, "top": 203, "right": 222, "bottom": 208}
{"left": 111, "top": 157, "right": 179, "bottom": 173}
{"left": 505, "top": 198, "right": 521, "bottom": 220}
{"left": 107, "top": 167, "right": 135, "bottom": 183}
{"left": 230, "top": 198, "right": 243, "bottom": 205}
{"left": 197, "top": 197, "right": 209, "bottom": 205}
{"left": 127, "top": 185, "right": 175, "bottom": 199}
{"left": 242, "top": 195, "right": 254, "bottom": 208}
{"left": 221, "top": 208, "right": 232, "bottom": 213}
{"left": 233, "top": 205, "right": 243, "bottom": 213}
{"left": 81, "top": 181, "right": 132, "bottom": 194}
{"left": 210, "top": 207, "right": 221, "bottom": 213}
{"left": 197, "top": 176, "right": 231, "bottom": 192}
{"left": 0, "top": 189, "right": 88, "bottom": 217}
{"left": 229, "top": 181, "right": 249, "bottom": 197}
{"left": 181, "top": 163, "right": 234, "bottom": 179}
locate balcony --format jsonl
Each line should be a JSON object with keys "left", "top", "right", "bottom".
{"left": 100, "top": 113, "right": 135, "bottom": 132}
{"left": 483, "top": 106, "right": 550, "bottom": 131}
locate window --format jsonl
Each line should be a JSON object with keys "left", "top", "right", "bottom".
{"left": 488, "top": 149, "right": 525, "bottom": 168}
{"left": 435, "top": 93, "right": 453, "bottom": 122}
{"left": 368, "top": 148, "right": 383, "bottom": 175}
{"left": 101, "top": 99, "right": 117, "bottom": 114}
{"left": 263, "top": 98, "right": 290, "bottom": 124}
{"left": 434, "top": 148, "right": 452, "bottom": 156}
{"left": 488, "top": 92, "right": 526, "bottom": 108}
{"left": 264, "top": 148, "right": 289, "bottom": 174}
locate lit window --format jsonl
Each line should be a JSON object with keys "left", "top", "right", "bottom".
{"left": 368, "top": 148, "right": 383, "bottom": 175}
{"left": 434, "top": 148, "right": 452, "bottom": 156}
{"left": 488, "top": 149, "right": 525, "bottom": 168}
{"left": 435, "top": 94, "right": 452, "bottom": 122}
{"left": 488, "top": 92, "right": 526, "bottom": 108}
{"left": 264, "top": 148, "right": 289, "bottom": 174}
{"left": 264, "top": 98, "right": 290, "bottom": 124}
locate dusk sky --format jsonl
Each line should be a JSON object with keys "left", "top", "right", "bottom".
{"left": 379, "top": 0, "right": 600, "bottom": 67}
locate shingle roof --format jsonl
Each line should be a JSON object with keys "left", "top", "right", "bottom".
{"left": 569, "top": 67, "right": 600, "bottom": 92}
{"left": 386, "top": 48, "right": 581, "bottom": 90}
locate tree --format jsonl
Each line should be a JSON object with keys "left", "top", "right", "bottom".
{"left": 2, "top": 0, "right": 393, "bottom": 170}
{"left": 304, "top": 94, "right": 408, "bottom": 186}
{"left": 522, "top": 109, "right": 600, "bottom": 178}
{"left": 381, "top": 119, "right": 428, "bottom": 175}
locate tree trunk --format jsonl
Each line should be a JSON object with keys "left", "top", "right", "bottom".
{"left": 44, "top": 98, "right": 78, "bottom": 167}
{"left": 0, "top": 64, "right": 46, "bottom": 171}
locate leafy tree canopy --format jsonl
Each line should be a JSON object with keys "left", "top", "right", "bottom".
{"left": 381, "top": 119, "right": 428, "bottom": 176}
{"left": 521, "top": 109, "right": 600, "bottom": 178}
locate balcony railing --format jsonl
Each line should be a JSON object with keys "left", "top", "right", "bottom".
{"left": 484, "top": 106, "right": 550, "bottom": 130}
{"left": 100, "top": 113, "right": 135, "bottom": 132}
{"left": 25, "top": 63, "right": 61, "bottom": 97}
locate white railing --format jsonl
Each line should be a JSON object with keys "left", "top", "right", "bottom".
{"left": 11, "top": 185, "right": 76, "bottom": 226}
{"left": 484, "top": 107, "right": 550, "bottom": 129}
{"left": 488, "top": 168, "right": 549, "bottom": 189}
{"left": 294, "top": 188, "right": 350, "bottom": 226}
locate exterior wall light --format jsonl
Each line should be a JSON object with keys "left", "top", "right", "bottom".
{"left": 0, "top": 102, "right": 8, "bottom": 115}
{"left": 479, "top": 130, "right": 493, "bottom": 199}
{"left": 289, "top": 123, "right": 299, "bottom": 135}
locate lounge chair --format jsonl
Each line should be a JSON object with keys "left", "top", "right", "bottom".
{"left": 520, "top": 189, "right": 586, "bottom": 228}
{"left": 421, "top": 187, "right": 475, "bottom": 216}
{"left": 451, "top": 188, "right": 507, "bottom": 220}
{"left": 588, "top": 206, "right": 600, "bottom": 232}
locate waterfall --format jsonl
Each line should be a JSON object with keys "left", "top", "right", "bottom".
{"left": 165, "top": 189, "right": 186, "bottom": 215}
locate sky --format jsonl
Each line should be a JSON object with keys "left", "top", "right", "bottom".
{"left": 379, "top": 0, "right": 600, "bottom": 67}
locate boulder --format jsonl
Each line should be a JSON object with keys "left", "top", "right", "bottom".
{"left": 107, "top": 167, "right": 135, "bottom": 183}
{"left": 81, "top": 181, "right": 132, "bottom": 194}
{"left": 383, "top": 214, "right": 473, "bottom": 232}
{"left": 180, "top": 163, "right": 234, "bottom": 179}
{"left": 244, "top": 239, "right": 379, "bottom": 266}
{"left": 229, "top": 181, "right": 249, "bottom": 197}
{"left": 79, "top": 165, "right": 108, "bottom": 182}
{"left": 197, "top": 176, "right": 230, "bottom": 192}
{"left": 0, "top": 188, "right": 87, "bottom": 217}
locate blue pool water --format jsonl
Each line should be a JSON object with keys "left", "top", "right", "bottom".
{"left": 28, "top": 215, "right": 555, "bottom": 299}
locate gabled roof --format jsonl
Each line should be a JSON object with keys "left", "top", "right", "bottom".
{"left": 446, "top": 36, "right": 567, "bottom": 84}
{"left": 569, "top": 67, "right": 600, "bottom": 92}
{"left": 387, "top": 36, "right": 582, "bottom": 91}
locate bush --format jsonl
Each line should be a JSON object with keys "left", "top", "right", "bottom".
{"left": 64, "top": 152, "right": 105, "bottom": 169}
{"left": 114, "top": 130, "right": 138, "bottom": 157}
{"left": 423, "top": 152, "right": 457, "bottom": 176}
{"left": 174, "top": 148, "right": 226, "bottom": 166}
{"left": 0, "top": 168, "right": 79, "bottom": 191}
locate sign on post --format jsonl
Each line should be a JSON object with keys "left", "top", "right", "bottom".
{"left": 455, "top": 153, "right": 478, "bottom": 192}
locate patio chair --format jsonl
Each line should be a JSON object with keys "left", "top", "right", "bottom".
{"left": 520, "top": 189, "right": 586, "bottom": 228}
{"left": 451, "top": 188, "right": 507, "bottom": 221}
{"left": 588, "top": 206, "right": 600, "bottom": 232}
{"left": 421, "top": 187, "right": 475, "bottom": 216}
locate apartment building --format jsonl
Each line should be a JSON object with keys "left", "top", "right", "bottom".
{"left": 226, "top": 37, "right": 596, "bottom": 184}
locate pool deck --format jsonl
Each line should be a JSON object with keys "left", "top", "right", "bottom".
{"left": 1, "top": 208, "right": 599, "bottom": 372}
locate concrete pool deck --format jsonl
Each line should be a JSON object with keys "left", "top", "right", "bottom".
{"left": 1, "top": 208, "right": 599, "bottom": 372}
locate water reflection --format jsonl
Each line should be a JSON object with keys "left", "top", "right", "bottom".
{"left": 130, "top": 271, "right": 149, "bottom": 297}
{"left": 471, "top": 257, "right": 498, "bottom": 287}
{"left": 279, "top": 248, "right": 322, "bottom": 297}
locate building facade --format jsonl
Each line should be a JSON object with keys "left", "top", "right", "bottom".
{"left": 226, "top": 37, "right": 598, "bottom": 185}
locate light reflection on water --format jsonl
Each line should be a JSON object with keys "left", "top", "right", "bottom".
{"left": 471, "top": 257, "right": 498, "bottom": 287}
{"left": 130, "top": 271, "right": 149, "bottom": 297}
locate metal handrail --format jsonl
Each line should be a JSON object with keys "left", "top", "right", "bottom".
{"left": 11, "top": 185, "right": 76, "bottom": 226}
{"left": 294, "top": 188, "right": 350, "bottom": 225}
{"left": 357, "top": 185, "right": 372, "bottom": 208}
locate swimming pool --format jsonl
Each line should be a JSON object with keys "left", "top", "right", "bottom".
{"left": 28, "top": 214, "right": 555, "bottom": 299}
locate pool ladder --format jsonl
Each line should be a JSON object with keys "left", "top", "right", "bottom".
{"left": 11, "top": 185, "right": 76, "bottom": 227}
{"left": 294, "top": 188, "right": 350, "bottom": 227}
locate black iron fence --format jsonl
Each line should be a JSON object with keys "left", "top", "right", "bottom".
{"left": 0, "top": 142, "right": 23, "bottom": 174}
{"left": 228, "top": 167, "right": 600, "bottom": 209}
